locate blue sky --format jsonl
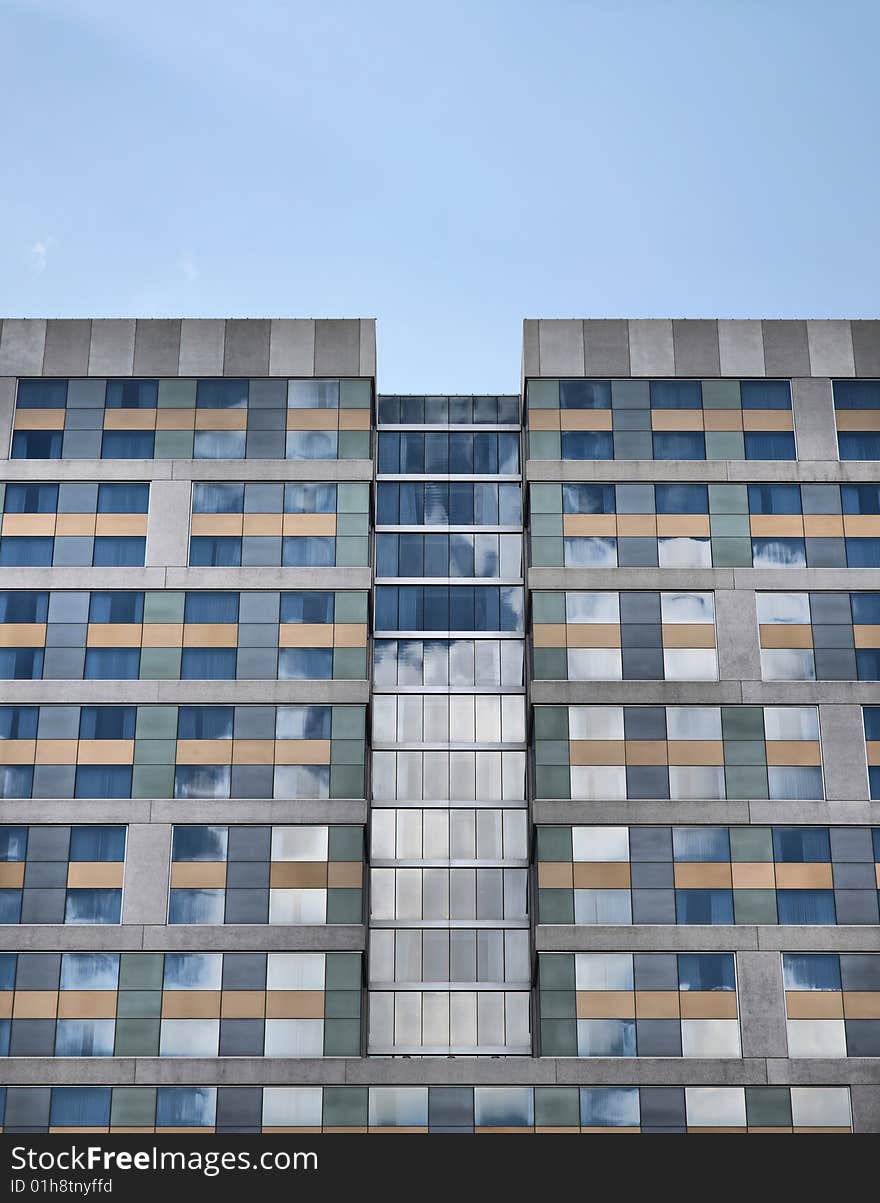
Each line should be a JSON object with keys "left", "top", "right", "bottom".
{"left": 1, "top": 0, "right": 878, "bottom": 391}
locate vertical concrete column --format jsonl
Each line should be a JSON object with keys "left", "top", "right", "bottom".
{"left": 145, "top": 480, "right": 193, "bottom": 567}
{"left": 850, "top": 1086, "right": 880, "bottom": 1133}
{"left": 715, "top": 589, "right": 760, "bottom": 684}
{"left": 0, "top": 377, "right": 15, "bottom": 459}
{"left": 736, "top": 951, "right": 788, "bottom": 1058}
{"left": 791, "top": 378, "right": 838, "bottom": 462}
{"left": 820, "top": 703, "right": 870, "bottom": 802}
{"left": 122, "top": 824, "right": 172, "bottom": 925}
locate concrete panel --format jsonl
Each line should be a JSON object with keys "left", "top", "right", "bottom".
{"left": 791, "top": 377, "right": 838, "bottom": 461}
{"left": 628, "top": 319, "right": 674, "bottom": 376}
{"left": 819, "top": 703, "right": 870, "bottom": 802}
{"left": 529, "top": 682, "right": 743, "bottom": 706}
{"left": 145, "top": 480, "right": 192, "bottom": 567}
{"left": 0, "top": 318, "right": 46, "bottom": 374}
{"left": 88, "top": 319, "right": 136, "bottom": 375}
{"left": 141, "top": 926, "right": 365, "bottom": 951}
{"left": 756, "top": 928, "right": 880, "bottom": 952}
{"left": 0, "top": 680, "right": 367, "bottom": 706}
{"left": 0, "top": 927, "right": 143, "bottom": 951}
{"left": 179, "top": 319, "right": 225, "bottom": 375}
{"left": 736, "top": 952, "right": 788, "bottom": 1059}
{"left": 851, "top": 320, "right": 880, "bottom": 377}
{"left": 133, "top": 319, "right": 181, "bottom": 375}
{"left": 120, "top": 824, "right": 171, "bottom": 925}
{"left": 714, "top": 588, "right": 761, "bottom": 681}
{"left": 268, "top": 319, "right": 315, "bottom": 375}
{"left": 522, "top": 319, "right": 540, "bottom": 377}
{"left": 717, "top": 320, "right": 765, "bottom": 377}
{"left": 553, "top": 1060, "right": 761, "bottom": 1086}
{"left": 807, "top": 319, "right": 855, "bottom": 377}
{"left": 534, "top": 800, "right": 752, "bottom": 826}
{"left": 536, "top": 927, "right": 758, "bottom": 952}
{"left": 672, "top": 319, "right": 720, "bottom": 376}
{"left": 359, "top": 318, "right": 377, "bottom": 377}
{"left": 851, "top": 1085, "right": 880, "bottom": 1133}
{"left": 767, "top": 1059, "right": 880, "bottom": 1086}
{"left": 538, "top": 320, "right": 585, "bottom": 377}
{"left": 0, "top": 377, "right": 15, "bottom": 459}
{"left": 314, "top": 319, "right": 360, "bottom": 376}
{"left": 224, "top": 319, "right": 270, "bottom": 375}
{"left": 42, "top": 319, "right": 91, "bottom": 375}
{"left": 761, "top": 320, "right": 810, "bottom": 376}
{"left": 583, "top": 319, "right": 630, "bottom": 376}
{"left": 167, "top": 567, "right": 372, "bottom": 591}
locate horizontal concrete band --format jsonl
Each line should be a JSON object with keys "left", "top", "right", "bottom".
{"left": 0, "top": 460, "right": 374, "bottom": 482}
{"left": 0, "top": 682, "right": 371, "bottom": 704}
{"left": 0, "top": 925, "right": 366, "bottom": 952}
{"left": 535, "top": 926, "right": 880, "bottom": 953}
{"left": 0, "top": 801, "right": 368, "bottom": 824}
{"left": 0, "top": 569, "right": 373, "bottom": 590}
{"left": 532, "top": 801, "right": 880, "bottom": 825}
{"left": 525, "top": 460, "right": 878, "bottom": 482}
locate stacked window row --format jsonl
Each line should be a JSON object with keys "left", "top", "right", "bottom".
{"left": 376, "top": 482, "right": 521, "bottom": 526}
{"left": 0, "top": 705, "right": 366, "bottom": 800}
{"left": 189, "top": 481, "right": 370, "bottom": 568}
{"left": 371, "top": 695, "right": 526, "bottom": 746}
{"left": 377, "top": 432, "right": 519, "bottom": 475}
{"left": 783, "top": 953, "right": 880, "bottom": 1057}
{"left": 0, "top": 1084, "right": 849, "bottom": 1133}
{"left": 375, "top": 534, "right": 522, "bottom": 580}
{"left": 368, "top": 989, "right": 530, "bottom": 1054}
{"left": 758, "top": 592, "right": 880, "bottom": 681}
{"left": 0, "top": 952, "right": 361, "bottom": 1057}
{"left": 536, "top": 826, "right": 880, "bottom": 926}
{"left": 539, "top": 952, "right": 740, "bottom": 1057}
{"left": 374, "top": 639, "right": 525, "bottom": 687}
{"left": 532, "top": 591, "right": 717, "bottom": 682}
{"left": 368, "top": 930, "right": 530, "bottom": 986}
{"left": 833, "top": 380, "right": 880, "bottom": 460}
{"left": 531, "top": 481, "right": 880, "bottom": 569}
{"left": 535, "top": 706, "right": 823, "bottom": 801}
{"left": 0, "top": 483, "right": 149, "bottom": 568}
{"left": 0, "top": 826, "right": 125, "bottom": 925}
{"left": 0, "top": 590, "right": 369, "bottom": 681}
{"left": 10, "top": 378, "right": 371, "bottom": 461}
{"left": 374, "top": 586, "right": 524, "bottom": 634}
{"left": 169, "top": 825, "right": 363, "bottom": 925}
{"left": 527, "top": 378, "right": 794, "bottom": 461}
{"left": 377, "top": 394, "right": 520, "bottom": 425}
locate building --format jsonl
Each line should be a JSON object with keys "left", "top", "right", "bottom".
{"left": 0, "top": 315, "right": 877, "bottom": 1132}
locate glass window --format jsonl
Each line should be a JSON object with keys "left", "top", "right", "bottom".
{"left": 654, "top": 484, "right": 707, "bottom": 513}
{"left": 286, "top": 431, "right": 338, "bottom": 459}
{"left": 88, "top": 592, "right": 144, "bottom": 623}
{"left": 4, "top": 483, "right": 59, "bottom": 512}
{"left": 562, "top": 483, "right": 615, "bottom": 514}
{"left": 192, "top": 483, "right": 244, "bottom": 513}
{"left": 80, "top": 706, "right": 136, "bottom": 740}
{"left": 283, "top": 483, "right": 336, "bottom": 513}
{"left": 196, "top": 380, "right": 248, "bottom": 409}
{"left": 69, "top": 826, "right": 126, "bottom": 861}
{"left": 763, "top": 707, "right": 818, "bottom": 741}
{"left": 280, "top": 592, "right": 334, "bottom": 624}
{"left": 184, "top": 593, "right": 239, "bottom": 623}
{"left": 756, "top": 592, "right": 810, "bottom": 624}
{"left": 654, "top": 432, "right": 705, "bottom": 460}
{"left": 97, "top": 483, "right": 149, "bottom": 513}
{"left": 105, "top": 380, "right": 158, "bottom": 409}
{"left": 748, "top": 483, "right": 801, "bottom": 514}
{"left": 673, "top": 827, "right": 729, "bottom": 861}
{"left": 17, "top": 380, "right": 68, "bottom": 408}
{"left": 74, "top": 766, "right": 132, "bottom": 798}
{"left": 101, "top": 431, "right": 155, "bottom": 459}
{"left": 84, "top": 649, "right": 140, "bottom": 680}
{"left": 172, "top": 826, "right": 229, "bottom": 861}
{"left": 156, "top": 1087, "right": 216, "bottom": 1128}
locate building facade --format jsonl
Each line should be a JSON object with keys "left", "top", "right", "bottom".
{"left": 0, "top": 316, "right": 878, "bottom": 1132}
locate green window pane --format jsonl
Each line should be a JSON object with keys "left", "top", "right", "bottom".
{"left": 530, "top": 484, "right": 563, "bottom": 514}
{"left": 337, "top": 430, "right": 371, "bottom": 460}
{"left": 528, "top": 431, "right": 561, "bottom": 460}
{"left": 527, "top": 380, "right": 560, "bottom": 408}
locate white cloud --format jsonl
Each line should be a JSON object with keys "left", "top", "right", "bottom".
{"left": 178, "top": 250, "right": 198, "bottom": 281}
{"left": 29, "top": 237, "right": 53, "bottom": 272}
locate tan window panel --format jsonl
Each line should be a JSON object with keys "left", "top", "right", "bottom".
{"left": 12, "top": 991, "right": 59, "bottom": 1018}
{"left": 785, "top": 990, "right": 843, "bottom": 1019}
{"left": 333, "top": 623, "right": 368, "bottom": 647}
{"left": 66, "top": 862, "right": 124, "bottom": 888}
{"left": 281, "top": 514, "right": 337, "bottom": 536}
{"left": 774, "top": 863, "right": 833, "bottom": 889}
{"left": 764, "top": 740, "right": 821, "bottom": 766}
{"left": 566, "top": 623, "right": 621, "bottom": 648}
{"left": 569, "top": 739, "right": 626, "bottom": 766}
{"left": 182, "top": 623, "right": 239, "bottom": 647}
{"left": 634, "top": 990, "right": 680, "bottom": 1018}
{"left": 141, "top": 622, "right": 184, "bottom": 647}
{"left": 326, "top": 861, "right": 363, "bottom": 888}
{"left": 193, "top": 409, "right": 247, "bottom": 430}
{"left": 269, "top": 861, "right": 328, "bottom": 888}
{"left": 34, "top": 739, "right": 78, "bottom": 764}
{"left": 0, "top": 513, "right": 57, "bottom": 536}
{"left": 623, "top": 739, "right": 668, "bottom": 765}
{"left": 656, "top": 514, "right": 710, "bottom": 537}
{"left": 0, "top": 623, "right": 46, "bottom": 647}
{"left": 161, "top": 991, "right": 222, "bottom": 1019}
{"left": 273, "top": 739, "right": 332, "bottom": 765}
{"left": 175, "top": 739, "right": 233, "bottom": 765}
{"left": 730, "top": 862, "right": 776, "bottom": 889}
{"left": 76, "top": 739, "right": 135, "bottom": 765}
{"left": 759, "top": 624, "right": 813, "bottom": 649}
{"left": 13, "top": 409, "right": 66, "bottom": 429}
{"left": 87, "top": 623, "right": 143, "bottom": 647}
{"left": 575, "top": 990, "right": 635, "bottom": 1019}
{"left": 190, "top": 513, "right": 244, "bottom": 536}
{"left": 742, "top": 410, "right": 793, "bottom": 431}
{"left": 749, "top": 515, "right": 805, "bottom": 537}
{"left": 802, "top": 515, "right": 845, "bottom": 538}
{"left": 103, "top": 409, "right": 157, "bottom": 430}
{"left": 338, "top": 409, "right": 371, "bottom": 430}
{"left": 242, "top": 513, "right": 284, "bottom": 536}
{"left": 231, "top": 739, "right": 276, "bottom": 765}
{"left": 651, "top": 410, "right": 705, "bottom": 432}
{"left": 285, "top": 409, "right": 338, "bottom": 430}
{"left": 0, "top": 993, "right": 12, "bottom": 1019}
{"left": 57, "top": 990, "right": 118, "bottom": 1019}
{"left": 95, "top": 514, "right": 148, "bottom": 536}
{"left": 703, "top": 410, "right": 744, "bottom": 432}
{"left": 560, "top": 410, "right": 613, "bottom": 431}
{"left": 678, "top": 991, "right": 737, "bottom": 1019}
{"left": 54, "top": 513, "right": 97, "bottom": 536}
{"left": 220, "top": 991, "right": 266, "bottom": 1018}
{"left": 1, "top": 739, "right": 37, "bottom": 764}
{"left": 528, "top": 410, "right": 561, "bottom": 431}
{"left": 536, "top": 862, "right": 574, "bottom": 889}
{"left": 667, "top": 740, "right": 724, "bottom": 766}
{"left": 614, "top": 514, "right": 656, "bottom": 536}
{"left": 854, "top": 625, "right": 880, "bottom": 648}
{"left": 673, "top": 862, "right": 732, "bottom": 888}
{"left": 265, "top": 989, "right": 325, "bottom": 1018}
{"left": 562, "top": 513, "right": 617, "bottom": 536}
{"left": 0, "top": 863, "right": 25, "bottom": 887}
{"left": 842, "top": 991, "right": 880, "bottom": 1019}
{"left": 155, "top": 408, "right": 196, "bottom": 430}
{"left": 279, "top": 623, "right": 335, "bottom": 648}
{"left": 170, "top": 861, "right": 227, "bottom": 889}
{"left": 661, "top": 623, "right": 716, "bottom": 648}
{"left": 572, "top": 862, "right": 630, "bottom": 888}
{"left": 866, "top": 740, "right": 880, "bottom": 766}
{"left": 835, "top": 410, "right": 880, "bottom": 431}
{"left": 842, "top": 515, "right": 880, "bottom": 537}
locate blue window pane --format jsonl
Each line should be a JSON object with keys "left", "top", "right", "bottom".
{"left": 562, "top": 484, "right": 616, "bottom": 514}
{"left": 375, "top": 588, "right": 400, "bottom": 631}
{"left": 184, "top": 593, "right": 239, "bottom": 623}
{"left": 192, "top": 483, "right": 244, "bottom": 513}
{"left": 156, "top": 1087, "right": 216, "bottom": 1128}
{"left": 865, "top": 708, "right": 880, "bottom": 741}
{"left": 741, "top": 380, "right": 792, "bottom": 409}
{"left": 65, "top": 890, "right": 123, "bottom": 924}
{"left": 376, "top": 483, "right": 399, "bottom": 523}
{"left": 88, "top": 592, "right": 144, "bottom": 623}
{"left": 748, "top": 483, "right": 801, "bottom": 514}
{"left": 857, "top": 650, "right": 880, "bottom": 679}
{"left": 17, "top": 380, "right": 68, "bottom": 408}
{"left": 0, "top": 768, "right": 33, "bottom": 798}
{"left": 473, "top": 1088, "right": 533, "bottom": 1127}
{"left": 378, "top": 432, "right": 400, "bottom": 472}
{"left": 174, "top": 766, "right": 231, "bottom": 799}
{"left": 80, "top": 707, "right": 136, "bottom": 739}
{"left": 69, "top": 826, "right": 126, "bottom": 861}
{"left": 4, "top": 483, "right": 58, "bottom": 513}
{"left": 497, "top": 433, "right": 520, "bottom": 473}
{"left": 650, "top": 380, "right": 702, "bottom": 409}
{"left": 84, "top": 649, "right": 140, "bottom": 679}
{"left": 50, "top": 1087, "right": 112, "bottom": 1127}
{"left": 61, "top": 952, "right": 120, "bottom": 989}
{"left": 675, "top": 890, "right": 734, "bottom": 924}
{"left": 0, "top": 538, "right": 54, "bottom": 567}
{"left": 177, "top": 707, "right": 233, "bottom": 740}
{"left": 181, "top": 649, "right": 236, "bottom": 680}
{"left": 55, "top": 1019, "right": 115, "bottom": 1056}
{"left": 559, "top": 380, "right": 611, "bottom": 409}
{"left": 282, "top": 538, "right": 335, "bottom": 567}
{"left": 833, "top": 381, "right": 880, "bottom": 409}
{"left": 672, "top": 827, "right": 730, "bottom": 861}
{"left": 655, "top": 484, "right": 708, "bottom": 514}
{"left": 561, "top": 431, "right": 613, "bottom": 460}
{"left": 429, "top": 434, "right": 453, "bottom": 473}
{"left": 678, "top": 953, "right": 735, "bottom": 991}
{"left": 745, "top": 432, "right": 796, "bottom": 460}
{"left": 851, "top": 593, "right": 880, "bottom": 624}
{"left": 580, "top": 1087, "right": 640, "bottom": 1128}
{"left": 846, "top": 539, "right": 880, "bottom": 568}
{"left": 288, "top": 380, "right": 339, "bottom": 409}
{"left": 768, "top": 766, "right": 823, "bottom": 800}
{"left": 75, "top": 767, "right": 132, "bottom": 798}
{"left": 0, "top": 892, "right": 21, "bottom": 922}
{"left": 101, "top": 431, "right": 155, "bottom": 459}
{"left": 196, "top": 380, "right": 248, "bottom": 408}
{"left": 0, "top": 649, "right": 44, "bottom": 679}
{"left": 280, "top": 592, "right": 334, "bottom": 623}
{"left": 278, "top": 649, "right": 333, "bottom": 680}
{"left": 777, "top": 891, "right": 835, "bottom": 925}
{"left": 0, "top": 592, "right": 49, "bottom": 622}
{"left": 163, "top": 952, "right": 222, "bottom": 989}
{"left": 783, "top": 953, "right": 840, "bottom": 990}
{"left": 377, "top": 396, "right": 400, "bottom": 422}
{"left": 752, "top": 538, "right": 806, "bottom": 567}
{"left": 653, "top": 432, "right": 705, "bottom": 460}
{"left": 842, "top": 484, "right": 880, "bottom": 515}
{"left": 97, "top": 484, "right": 149, "bottom": 513}
{"left": 376, "top": 534, "right": 400, "bottom": 576}
{"left": 11, "top": 431, "right": 63, "bottom": 458}
{"left": 283, "top": 484, "right": 336, "bottom": 513}
{"left": 286, "top": 430, "right": 337, "bottom": 459}
{"left": 0, "top": 707, "right": 38, "bottom": 739}
{"left": 189, "top": 537, "right": 241, "bottom": 567}
{"left": 105, "top": 380, "right": 158, "bottom": 409}
{"left": 0, "top": 827, "right": 27, "bottom": 859}
{"left": 193, "top": 431, "right": 246, "bottom": 459}
{"left": 172, "top": 827, "right": 228, "bottom": 861}
{"left": 0, "top": 955, "right": 15, "bottom": 989}
{"left": 276, "top": 705, "right": 331, "bottom": 739}
{"left": 772, "top": 828, "right": 830, "bottom": 862}
{"left": 579, "top": 1019, "right": 636, "bottom": 1056}
{"left": 168, "top": 889, "right": 226, "bottom": 924}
